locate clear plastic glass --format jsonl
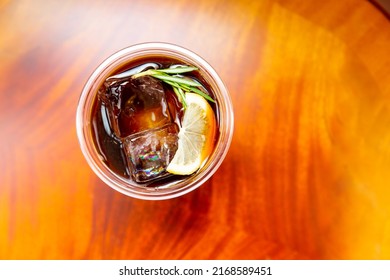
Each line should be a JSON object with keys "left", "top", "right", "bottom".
{"left": 76, "top": 42, "right": 234, "bottom": 200}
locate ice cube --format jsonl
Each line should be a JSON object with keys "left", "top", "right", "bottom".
{"left": 123, "top": 123, "right": 179, "bottom": 183}
{"left": 99, "top": 75, "right": 171, "bottom": 137}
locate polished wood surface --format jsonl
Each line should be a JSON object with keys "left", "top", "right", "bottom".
{"left": 1, "top": 0, "right": 390, "bottom": 260}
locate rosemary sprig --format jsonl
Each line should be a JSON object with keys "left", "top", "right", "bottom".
{"left": 173, "top": 85, "right": 187, "bottom": 109}
{"left": 151, "top": 73, "right": 201, "bottom": 87}
{"left": 131, "top": 66, "right": 216, "bottom": 108}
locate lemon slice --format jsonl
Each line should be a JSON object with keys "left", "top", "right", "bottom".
{"left": 167, "top": 92, "right": 217, "bottom": 175}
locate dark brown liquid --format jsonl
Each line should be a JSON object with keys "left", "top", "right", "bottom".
{"left": 90, "top": 56, "right": 220, "bottom": 186}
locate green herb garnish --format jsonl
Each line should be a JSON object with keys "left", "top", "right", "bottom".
{"left": 131, "top": 66, "right": 215, "bottom": 108}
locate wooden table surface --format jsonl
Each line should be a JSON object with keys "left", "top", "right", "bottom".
{"left": 1, "top": 0, "right": 390, "bottom": 260}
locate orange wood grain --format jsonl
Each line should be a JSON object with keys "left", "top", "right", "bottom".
{"left": 1, "top": 0, "right": 390, "bottom": 259}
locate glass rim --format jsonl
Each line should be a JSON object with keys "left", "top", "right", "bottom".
{"left": 76, "top": 42, "right": 234, "bottom": 200}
